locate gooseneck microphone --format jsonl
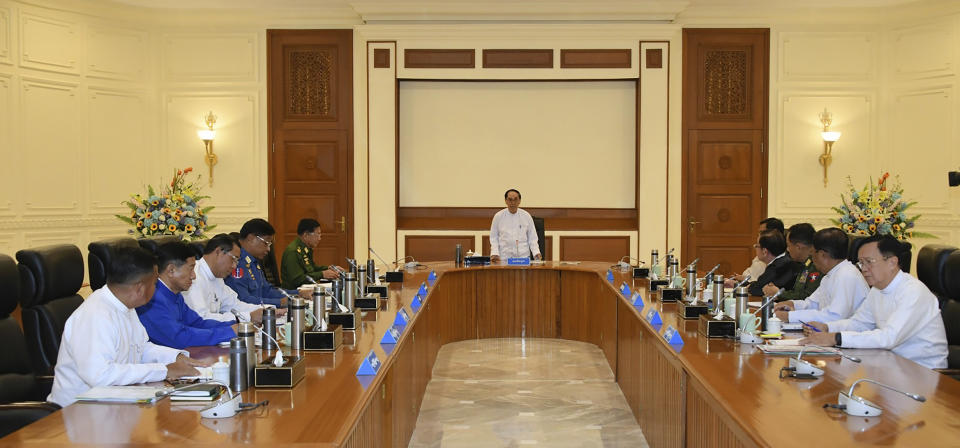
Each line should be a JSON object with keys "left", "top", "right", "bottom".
{"left": 368, "top": 247, "right": 394, "bottom": 271}
{"left": 848, "top": 378, "right": 925, "bottom": 403}
{"left": 231, "top": 310, "right": 284, "bottom": 357}
{"left": 703, "top": 263, "right": 721, "bottom": 279}
{"left": 734, "top": 274, "right": 752, "bottom": 289}
{"left": 752, "top": 289, "right": 783, "bottom": 315}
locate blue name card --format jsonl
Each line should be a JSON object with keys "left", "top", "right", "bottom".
{"left": 645, "top": 308, "right": 662, "bottom": 326}
{"left": 394, "top": 308, "right": 410, "bottom": 327}
{"left": 428, "top": 271, "right": 437, "bottom": 285}
{"left": 380, "top": 326, "right": 401, "bottom": 345}
{"left": 662, "top": 325, "right": 684, "bottom": 346}
{"left": 631, "top": 291, "right": 644, "bottom": 309}
{"left": 606, "top": 270, "right": 614, "bottom": 283}
{"left": 507, "top": 257, "right": 531, "bottom": 265}
{"left": 418, "top": 282, "right": 428, "bottom": 296}
{"left": 410, "top": 294, "right": 423, "bottom": 313}
{"left": 619, "top": 282, "right": 632, "bottom": 297}
{"left": 356, "top": 350, "right": 381, "bottom": 376}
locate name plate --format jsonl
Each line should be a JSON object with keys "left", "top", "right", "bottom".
{"left": 507, "top": 257, "right": 531, "bottom": 265}
{"left": 410, "top": 294, "right": 423, "bottom": 313}
{"left": 428, "top": 270, "right": 437, "bottom": 284}
{"left": 619, "top": 282, "right": 632, "bottom": 297}
{"left": 356, "top": 350, "right": 381, "bottom": 376}
{"left": 606, "top": 270, "right": 614, "bottom": 283}
{"left": 645, "top": 309, "right": 662, "bottom": 326}
{"left": 662, "top": 325, "right": 684, "bottom": 346}
{"left": 380, "top": 326, "right": 402, "bottom": 345}
{"left": 631, "top": 291, "right": 645, "bottom": 309}
{"left": 394, "top": 308, "right": 410, "bottom": 327}
{"left": 418, "top": 283, "right": 428, "bottom": 297}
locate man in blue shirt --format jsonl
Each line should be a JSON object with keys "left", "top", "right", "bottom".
{"left": 137, "top": 241, "right": 236, "bottom": 349}
{"left": 224, "top": 218, "right": 297, "bottom": 307}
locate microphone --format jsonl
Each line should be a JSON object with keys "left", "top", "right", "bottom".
{"left": 231, "top": 310, "right": 284, "bottom": 362}
{"left": 368, "top": 247, "right": 396, "bottom": 271}
{"left": 833, "top": 378, "right": 926, "bottom": 416}
{"left": 615, "top": 256, "right": 645, "bottom": 270}
{"left": 344, "top": 257, "right": 358, "bottom": 269}
{"left": 734, "top": 274, "right": 752, "bottom": 289}
{"left": 684, "top": 257, "right": 700, "bottom": 270}
{"left": 751, "top": 289, "right": 783, "bottom": 315}
{"left": 703, "top": 263, "right": 721, "bottom": 279}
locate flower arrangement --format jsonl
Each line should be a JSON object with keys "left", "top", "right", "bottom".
{"left": 831, "top": 172, "right": 931, "bottom": 240}
{"left": 115, "top": 167, "right": 216, "bottom": 241}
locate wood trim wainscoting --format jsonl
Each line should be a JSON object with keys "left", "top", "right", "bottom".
{"left": 397, "top": 207, "right": 637, "bottom": 231}
{"left": 404, "top": 49, "right": 476, "bottom": 68}
{"left": 482, "top": 49, "right": 554, "bottom": 68}
{"left": 404, "top": 234, "right": 475, "bottom": 262}
{"left": 559, "top": 235, "right": 630, "bottom": 261}
{"left": 560, "top": 49, "right": 632, "bottom": 68}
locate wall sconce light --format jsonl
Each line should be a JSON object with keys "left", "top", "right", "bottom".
{"left": 818, "top": 108, "right": 841, "bottom": 187}
{"left": 197, "top": 111, "right": 217, "bottom": 187}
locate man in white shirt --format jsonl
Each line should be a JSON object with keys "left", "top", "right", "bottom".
{"left": 774, "top": 228, "right": 869, "bottom": 323}
{"left": 48, "top": 247, "right": 206, "bottom": 407}
{"left": 183, "top": 233, "right": 285, "bottom": 323}
{"left": 802, "top": 235, "right": 948, "bottom": 369}
{"left": 489, "top": 189, "right": 541, "bottom": 262}
{"left": 726, "top": 217, "right": 784, "bottom": 287}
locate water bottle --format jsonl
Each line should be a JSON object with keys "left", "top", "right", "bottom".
{"left": 262, "top": 307, "right": 278, "bottom": 350}
{"left": 343, "top": 272, "right": 357, "bottom": 310}
{"left": 290, "top": 297, "right": 306, "bottom": 350}
{"left": 357, "top": 264, "right": 367, "bottom": 296}
{"left": 312, "top": 288, "right": 327, "bottom": 328}
{"left": 455, "top": 244, "right": 463, "bottom": 267}
{"left": 366, "top": 259, "right": 376, "bottom": 283}
{"left": 228, "top": 338, "right": 248, "bottom": 393}
{"left": 237, "top": 321, "right": 257, "bottom": 386}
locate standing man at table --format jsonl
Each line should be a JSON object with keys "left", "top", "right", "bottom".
{"left": 225, "top": 218, "right": 297, "bottom": 307}
{"left": 801, "top": 235, "right": 948, "bottom": 369}
{"left": 489, "top": 189, "right": 541, "bottom": 263}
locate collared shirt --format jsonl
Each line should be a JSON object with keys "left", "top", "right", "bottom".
{"left": 280, "top": 237, "right": 328, "bottom": 289}
{"left": 777, "top": 258, "right": 823, "bottom": 302}
{"left": 489, "top": 208, "right": 540, "bottom": 259}
{"left": 183, "top": 257, "right": 261, "bottom": 323}
{"left": 742, "top": 256, "right": 767, "bottom": 282}
{"left": 787, "top": 259, "right": 868, "bottom": 323}
{"left": 828, "top": 271, "right": 948, "bottom": 369}
{"left": 48, "top": 286, "right": 186, "bottom": 407}
{"left": 748, "top": 252, "right": 802, "bottom": 297}
{"left": 136, "top": 279, "right": 236, "bottom": 349}
{"left": 224, "top": 248, "right": 294, "bottom": 307}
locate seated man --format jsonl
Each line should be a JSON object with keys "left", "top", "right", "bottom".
{"left": 746, "top": 229, "right": 802, "bottom": 297}
{"left": 225, "top": 218, "right": 297, "bottom": 307}
{"left": 801, "top": 235, "right": 948, "bottom": 369}
{"left": 48, "top": 247, "right": 206, "bottom": 407}
{"left": 184, "top": 233, "right": 285, "bottom": 323}
{"left": 726, "top": 217, "right": 784, "bottom": 287}
{"left": 762, "top": 223, "right": 822, "bottom": 302}
{"left": 774, "top": 228, "right": 869, "bottom": 323}
{"left": 137, "top": 241, "right": 236, "bottom": 349}
{"left": 281, "top": 218, "right": 341, "bottom": 289}
{"left": 489, "top": 189, "right": 541, "bottom": 263}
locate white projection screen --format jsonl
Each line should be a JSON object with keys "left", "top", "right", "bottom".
{"left": 398, "top": 80, "right": 636, "bottom": 208}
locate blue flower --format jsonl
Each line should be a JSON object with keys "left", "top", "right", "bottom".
{"left": 185, "top": 217, "right": 196, "bottom": 226}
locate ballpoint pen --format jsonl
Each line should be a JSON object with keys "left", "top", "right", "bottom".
{"left": 799, "top": 321, "right": 821, "bottom": 332}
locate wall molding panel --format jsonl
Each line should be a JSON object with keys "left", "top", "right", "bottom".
{"left": 0, "top": 6, "right": 11, "bottom": 65}
{"left": 891, "top": 21, "right": 954, "bottom": 80}
{"left": 86, "top": 25, "right": 147, "bottom": 81}
{"left": 779, "top": 32, "right": 876, "bottom": 82}
{"left": 889, "top": 86, "right": 955, "bottom": 214}
{"left": 0, "top": 73, "right": 13, "bottom": 216}
{"left": 19, "top": 11, "right": 80, "bottom": 75}
{"left": 161, "top": 33, "right": 258, "bottom": 82}
{"left": 86, "top": 87, "right": 148, "bottom": 214}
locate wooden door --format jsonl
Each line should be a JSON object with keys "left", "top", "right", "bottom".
{"left": 268, "top": 30, "right": 353, "bottom": 268}
{"left": 682, "top": 29, "right": 768, "bottom": 274}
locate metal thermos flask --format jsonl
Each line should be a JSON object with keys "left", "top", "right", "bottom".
{"left": 735, "top": 286, "right": 749, "bottom": 326}
{"left": 667, "top": 257, "right": 678, "bottom": 279}
{"left": 290, "top": 298, "right": 306, "bottom": 350}
{"left": 685, "top": 264, "right": 697, "bottom": 298}
{"left": 228, "top": 338, "right": 248, "bottom": 393}
{"left": 712, "top": 275, "right": 725, "bottom": 310}
{"left": 761, "top": 295, "right": 773, "bottom": 332}
{"left": 262, "top": 307, "right": 278, "bottom": 350}
{"left": 366, "top": 259, "right": 376, "bottom": 283}
{"left": 332, "top": 278, "right": 343, "bottom": 310}
{"left": 357, "top": 264, "right": 367, "bottom": 296}
{"left": 651, "top": 249, "right": 659, "bottom": 270}
{"left": 455, "top": 244, "right": 463, "bottom": 267}
{"left": 312, "top": 289, "right": 327, "bottom": 327}
{"left": 237, "top": 322, "right": 257, "bottom": 385}
{"left": 349, "top": 259, "right": 358, "bottom": 279}
{"left": 343, "top": 272, "right": 357, "bottom": 310}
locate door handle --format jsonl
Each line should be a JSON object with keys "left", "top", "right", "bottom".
{"left": 688, "top": 219, "right": 701, "bottom": 231}
{"left": 336, "top": 216, "right": 346, "bottom": 232}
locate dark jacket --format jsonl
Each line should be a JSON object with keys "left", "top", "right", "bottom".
{"left": 748, "top": 253, "right": 803, "bottom": 297}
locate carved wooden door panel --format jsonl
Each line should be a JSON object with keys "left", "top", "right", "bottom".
{"left": 268, "top": 30, "right": 353, "bottom": 270}
{"left": 682, "top": 29, "right": 768, "bottom": 274}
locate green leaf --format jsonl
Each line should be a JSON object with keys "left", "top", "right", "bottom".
{"left": 201, "top": 206, "right": 215, "bottom": 214}
{"left": 115, "top": 215, "right": 135, "bottom": 225}
{"left": 125, "top": 201, "right": 138, "bottom": 211}
{"left": 205, "top": 224, "right": 218, "bottom": 232}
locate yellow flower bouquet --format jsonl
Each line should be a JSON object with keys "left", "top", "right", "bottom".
{"left": 115, "top": 167, "right": 216, "bottom": 241}
{"left": 831, "top": 172, "right": 931, "bottom": 241}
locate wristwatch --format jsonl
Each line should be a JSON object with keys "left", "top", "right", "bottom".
{"left": 834, "top": 332, "right": 842, "bottom": 347}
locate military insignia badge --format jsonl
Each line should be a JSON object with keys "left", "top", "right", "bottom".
{"left": 232, "top": 267, "right": 244, "bottom": 279}
{"left": 808, "top": 272, "right": 820, "bottom": 282}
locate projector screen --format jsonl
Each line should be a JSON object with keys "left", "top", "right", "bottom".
{"left": 398, "top": 80, "right": 636, "bottom": 208}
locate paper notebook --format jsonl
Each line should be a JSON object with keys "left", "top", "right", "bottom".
{"left": 75, "top": 386, "right": 165, "bottom": 404}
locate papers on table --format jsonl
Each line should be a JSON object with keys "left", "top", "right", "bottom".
{"left": 75, "top": 386, "right": 165, "bottom": 404}
{"left": 182, "top": 366, "right": 213, "bottom": 381}
{"left": 757, "top": 340, "right": 840, "bottom": 356}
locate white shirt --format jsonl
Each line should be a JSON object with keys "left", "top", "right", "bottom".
{"left": 489, "top": 208, "right": 540, "bottom": 259}
{"left": 788, "top": 260, "right": 869, "bottom": 324}
{"left": 48, "top": 286, "right": 186, "bottom": 407}
{"left": 828, "top": 271, "right": 948, "bottom": 369}
{"left": 742, "top": 256, "right": 767, "bottom": 281}
{"left": 183, "top": 257, "right": 261, "bottom": 322}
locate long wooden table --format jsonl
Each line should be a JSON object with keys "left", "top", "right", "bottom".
{"left": 2, "top": 262, "right": 959, "bottom": 447}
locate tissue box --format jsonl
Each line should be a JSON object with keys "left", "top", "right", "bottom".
{"left": 698, "top": 314, "right": 736, "bottom": 339}
{"left": 366, "top": 284, "right": 388, "bottom": 298}
{"left": 356, "top": 293, "right": 381, "bottom": 310}
{"left": 659, "top": 287, "right": 683, "bottom": 302}
{"left": 677, "top": 301, "right": 709, "bottom": 320}
{"left": 649, "top": 279, "right": 669, "bottom": 292}
{"left": 384, "top": 271, "right": 404, "bottom": 283}
{"left": 254, "top": 355, "right": 306, "bottom": 388}
{"left": 633, "top": 267, "right": 650, "bottom": 278}
{"left": 303, "top": 324, "right": 343, "bottom": 351}
{"left": 329, "top": 309, "right": 361, "bottom": 330}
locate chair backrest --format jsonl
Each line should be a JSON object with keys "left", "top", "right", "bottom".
{"left": 136, "top": 235, "right": 183, "bottom": 256}
{"left": 532, "top": 217, "right": 545, "bottom": 259}
{"left": 261, "top": 244, "right": 282, "bottom": 287}
{"left": 0, "top": 254, "right": 39, "bottom": 403}
{"left": 87, "top": 237, "right": 140, "bottom": 291}
{"left": 16, "top": 244, "right": 84, "bottom": 376}
{"left": 917, "top": 244, "right": 958, "bottom": 300}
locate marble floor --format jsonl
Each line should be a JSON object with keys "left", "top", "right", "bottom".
{"left": 409, "top": 338, "right": 649, "bottom": 448}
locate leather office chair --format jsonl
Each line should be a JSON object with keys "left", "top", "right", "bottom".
{"left": 532, "top": 217, "right": 546, "bottom": 259}
{"left": 917, "top": 244, "right": 957, "bottom": 307}
{"left": 87, "top": 237, "right": 140, "bottom": 291}
{"left": 940, "top": 252, "right": 960, "bottom": 378}
{"left": 16, "top": 245, "right": 84, "bottom": 377}
{"left": 0, "top": 254, "right": 44, "bottom": 403}
{"left": 261, "top": 245, "right": 282, "bottom": 287}
{"left": 847, "top": 234, "right": 912, "bottom": 273}
{"left": 0, "top": 402, "right": 60, "bottom": 439}
{"left": 136, "top": 235, "right": 182, "bottom": 255}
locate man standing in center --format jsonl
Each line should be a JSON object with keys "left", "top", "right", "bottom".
{"left": 490, "top": 189, "right": 541, "bottom": 263}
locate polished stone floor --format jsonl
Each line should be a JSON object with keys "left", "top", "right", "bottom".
{"left": 409, "top": 338, "right": 649, "bottom": 447}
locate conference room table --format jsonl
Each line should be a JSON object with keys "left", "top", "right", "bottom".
{"left": 2, "top": 261, "right": 959, "bottom": 447}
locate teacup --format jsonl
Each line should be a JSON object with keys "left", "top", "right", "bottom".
{"left": 766, "top": 316, "right": 782, "bottom": 334}
{"left": 670, "top": 275, "right": 686, "bottom": 289}
{"left": 739, "top": 312, "right": 760, "bottom": 334}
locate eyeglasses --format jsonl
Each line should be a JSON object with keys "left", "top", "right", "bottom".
{"left": 856, "top": 256, "right": 890, "bottom": 270}
{"left": 225, "top": 252, "right": 240, "bottom": 265}
{"left": 255, "top": 235, "right": 273, "bottom": 248}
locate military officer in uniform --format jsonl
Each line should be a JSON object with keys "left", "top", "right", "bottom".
{"left": 763, "top": 223, "right": 822, "bottom": 302}
{"left": 224, "top": 218, "right": 297, "bottom": 307}
{"left": 281, "top": 218, "right": 342, "bottom": 289}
